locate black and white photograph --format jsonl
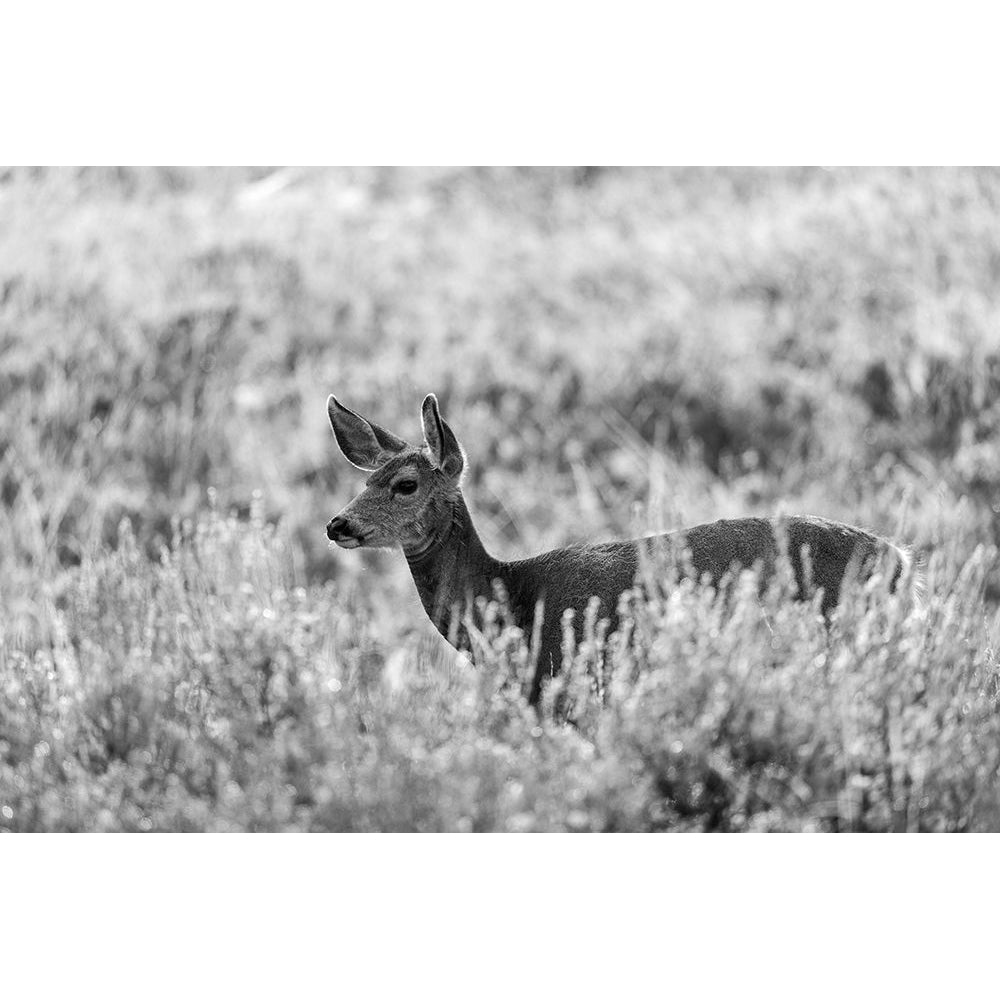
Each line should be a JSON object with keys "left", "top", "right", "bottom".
{"left": 4, "top": 164, "right": 997, "bottom": 835}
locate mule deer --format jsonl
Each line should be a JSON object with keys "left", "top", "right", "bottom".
{"left": 326, "top": 393, "right": 909, "bottom": 704}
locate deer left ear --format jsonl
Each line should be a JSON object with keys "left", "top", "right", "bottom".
{"left": 421, "top": 393, "right": 464, "bottom": 479}
{"left": 328, "top": 395, "right": 408, "bottom": 471}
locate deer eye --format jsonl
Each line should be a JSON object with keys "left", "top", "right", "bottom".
{"left": 393, "top": 480, "right": 418, "bottom": 496}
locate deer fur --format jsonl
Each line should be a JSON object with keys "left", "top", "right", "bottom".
{"left": 326, "top": 393, "right": 909, "bottom": 704}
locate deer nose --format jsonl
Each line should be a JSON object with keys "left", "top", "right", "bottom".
{"left": 327, "top": 516, "right": 349, "bottom": 540}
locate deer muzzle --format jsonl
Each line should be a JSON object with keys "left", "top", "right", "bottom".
{"left": 327, "top": 515, "right": 363, "bottom": 548}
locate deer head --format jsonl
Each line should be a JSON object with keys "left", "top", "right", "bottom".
{"left": 326, "top": 393, "right": 466, "bottom": 555}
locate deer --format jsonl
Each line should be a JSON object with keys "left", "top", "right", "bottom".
{"left": 326, "top": 393, "right": 911, "bottom": 705}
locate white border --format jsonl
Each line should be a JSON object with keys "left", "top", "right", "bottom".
{"left": 3, "top": 835, "right": 997, "bottom": 996}
{"left": 4, "top": 3, "right": 998, "bottom": 161}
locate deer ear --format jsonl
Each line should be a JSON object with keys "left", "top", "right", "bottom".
{"left": 421, "top": 393, "right": 464, "bottom": 479}
{"left": 327, "top": 395, "right": 408, "bottom": 471}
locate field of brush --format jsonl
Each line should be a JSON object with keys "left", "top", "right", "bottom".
{"left": 1, "top": 166, "right": 999, "bottom": 831}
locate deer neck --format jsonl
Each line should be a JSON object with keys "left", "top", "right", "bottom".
{"left": 404, "top": 490, "right": 503, "bottom": 645}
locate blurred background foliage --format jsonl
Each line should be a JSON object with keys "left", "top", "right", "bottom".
{"left": 1, "top": 166, "right": 998, "bottom": 830}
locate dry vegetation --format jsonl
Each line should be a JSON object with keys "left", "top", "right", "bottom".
{"left": 1, "top": 166, "right": 999, "bottom": 831}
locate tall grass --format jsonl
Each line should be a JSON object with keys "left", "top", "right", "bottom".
{"left": 1, "top": 509, "right": 996, "bottom": 831}
{"left": 1, "top": 167, "right": 999, "bottom": 830}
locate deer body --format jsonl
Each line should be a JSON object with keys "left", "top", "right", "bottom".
{"left": 326, "top": 393, "right": 906, "bottom": 704}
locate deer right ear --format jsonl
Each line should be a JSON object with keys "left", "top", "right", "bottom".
{"left": 327, "top": 395, "right": 408, "bottom": 471}
{"left": 421, "top": 393, "right": 465, "bottom": 479}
